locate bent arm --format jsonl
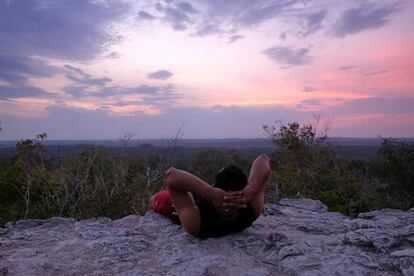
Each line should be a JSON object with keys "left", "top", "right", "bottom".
{"left": 242, "top": 153, "right": 271, "bottom": 201}
{"left": 166, "top": 167, "right": 246, "bottom": 212}
{"left": 166, "top": 167, "right": 216, "bottom": 200}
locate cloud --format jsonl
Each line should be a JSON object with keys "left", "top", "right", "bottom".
{"left": 296, "top": 98, "right": 321, "bottom": 109}
{"left": 303, "top": 86, "right": 317, "bottom": 92}
{"left": 156, "top": 1, "right": 199, "bottom": 30}
{"left": 137, "top": 0, "right": 308, "bottom": 42}
{"left": 127, "top": 84, "right": 181, "bottom": 106}
{"left": 176, "top": 2, "right": 199, "bottom": 14}
{"left": 106, "top": 52, "right": 121, "bottom": 59}
{"left": 98, "top": 87, "right": 134, "bottom": 97}
{"left": 136, "top": 0, "right": 402, "bottom": 48}
{"left": 3, "top": 98, "right": 414, "bottom": 139}
{"left": 139, "top": 84, "right": 181, "bottom": 105}
{"left": 195, "top": 24, "right": 224, "bottom": 37}
{"left": 194, "top": 0, "right": 303, "bottom": 38}
{"left": 136, "top": 85, "right": 160, "bottom": 94}
{"left": 332, "top": 97, "right": 414, "bottom": 115}
{"left": 362, "top": 70, "right": 388, "bottom": 76}
{"left": 138, "top": 10, "right": 157, "bottom": 20}
{"left": 1, "top": 103, "right": 310, "bottom": 139}
{"left": 64, "top": 65, "right": 112, "bottom": 86}
{"left": 302, "top": 9, "right": 326, "bottom": 36}
{"left": 301, "top": 98, "right": 321, "bottom": 105}
{"left": 0, "top": 53, "right": 60, "bottom": 103}
{"left": 61, "top": 75, "right": 181, "bottom": 107}
{"left": 147, "top": 70, "right": 174, "bottom": 80}
{"left": 0, "top": 1, "right": 128, "bottom": 107}
{"left": 339, "top": 65, "right": 357, "bottom": 70}
{"left": 112, "top": 101, "right": 142, "bottom": 107}
{"left": 333, "top": 3, "right": 401, "bottom": 37}
{"left": 228, "top": 35, "right": 245, "bottom": 43}
{"left": 0, "top": 0, "right": 129, "bottom": 60}
{"left": 234, "top": 0, "right": 301, "bottom": 27}
{"left": 94, "top": 84, "right": 181, "bottom": 106}
{"left": 63, "top": 86, "right": 90, "bottom": 98}
{"left": 263, "top": 47, "right": 311, "bottom": 66}
{"left": 0, "top": 54, "right": 59, "bottom": 84}
{"left": 0, "top": 85, "right": 53, "bottom": 100}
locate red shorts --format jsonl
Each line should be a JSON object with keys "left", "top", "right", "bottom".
{"left": 150, "top": 191, "right": 180, "bottom": 224}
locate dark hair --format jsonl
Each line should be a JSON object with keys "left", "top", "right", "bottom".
{"left": 214, "top": 165, "right": 247, "bottom": 191}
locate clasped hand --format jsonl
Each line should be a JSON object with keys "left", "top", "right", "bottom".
{"left": 212, "top": 188, "right": 248, "bottom": 215}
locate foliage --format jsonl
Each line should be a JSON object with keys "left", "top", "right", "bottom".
{"left": 0, "top": 130, "right": 253, "bottom": 225}
{"left": 1, "top": 122, "right": 413, "bottom": 224}
{"left": 0, "top": 134, "right": 169, "bottom": 225}
{"left": 263, "top": 118, "right": 414, "bottom": 216}
{"left": 370, "top": 138, "right": 414, "bottom": 210}
{"left": 263, "top": 119, "right": 336, "bottom": 197}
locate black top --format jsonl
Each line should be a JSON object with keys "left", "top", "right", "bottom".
{"left": 196, "top": 197, "right": 257, "bottom": 239}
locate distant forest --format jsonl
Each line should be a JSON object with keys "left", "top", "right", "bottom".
{"left": 0, "top": 120, "right": 413, "bottom": 226}
{"left": 0, "top": 136, "right": 398, "bottom": 163}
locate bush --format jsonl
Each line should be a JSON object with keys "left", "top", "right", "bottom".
{"left": 0, "top": 136, "right": 168, "bottom": 225}
{"left": 263, "top": 119, "right": 336, "bottom": 197}
{"left": 262, "top": 118, "right": 397, "bottom": 216}
{"left": 370, "top": 138, "right": 414, "bottom": 210}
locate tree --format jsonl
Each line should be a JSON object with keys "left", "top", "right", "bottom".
{"left": 371, "top": 138, "right": 414, "bottom": 209}
{"left": 2, "top": 133, "right": 50, "bottom": 220}
{"left": 263, "top": 117, "right": 379, "bottom": 216}
{"left": 263, "top": 117, "right": 335, "bottom": 197}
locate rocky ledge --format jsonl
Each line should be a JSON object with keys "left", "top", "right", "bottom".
{"left": 1, "top": 198, "right": 413, "bottom": 275}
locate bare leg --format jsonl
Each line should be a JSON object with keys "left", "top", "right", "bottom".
{"left": 248, "top": 178, "right": 268, "bottom": 218}
{"left": 167, "top": 185, "right": 201, "bottom": 237}
{"left": 244, "top": 154, "right": 271, "bottom": 218}
{"left": 165, "top": 167, "right": 247, "bottom": 237}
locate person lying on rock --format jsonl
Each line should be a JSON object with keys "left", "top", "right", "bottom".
{"left": 149, "top": 153, "right": 271, "bottom": 238}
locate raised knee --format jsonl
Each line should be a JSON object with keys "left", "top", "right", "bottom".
{"left": 165, "top": 167, "right": 177, "bottom": 186}
{"left": 260, "top": 153, "right": 269, "bottom": 159}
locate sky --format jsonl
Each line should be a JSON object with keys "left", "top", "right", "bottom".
{"left": 0, "top": 0, "right": 413, "bottom": 139}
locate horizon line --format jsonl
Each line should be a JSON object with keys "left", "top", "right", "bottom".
{"left": 1, "top": 136, "right": 414, "bottom": 142}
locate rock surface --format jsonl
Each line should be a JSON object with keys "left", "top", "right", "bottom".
{"left": 1, "top": 198, "right": 413, "bottom": 275}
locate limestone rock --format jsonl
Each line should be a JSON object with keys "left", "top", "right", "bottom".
{"left": 0, "top": 198, "right": 413, "bottom": 275}
{"left": 279, "top": 198, "right": 328, "bottom": 213}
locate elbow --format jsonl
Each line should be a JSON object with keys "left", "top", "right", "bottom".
{"left": 259, "top": 153, "right": 270, "bottom": 161}
{"left": 165, "top": 167, "right": 177, "bottom": 186}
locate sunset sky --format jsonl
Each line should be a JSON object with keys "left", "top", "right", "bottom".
{"left": 0, "top": 0, "right": 413, "bottom": 139}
